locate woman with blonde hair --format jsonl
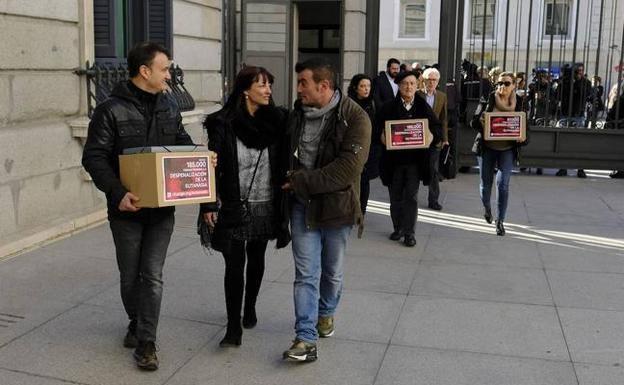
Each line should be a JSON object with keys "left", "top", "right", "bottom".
{"left": 471, "top": 71, "right": 527, "bottom": 236}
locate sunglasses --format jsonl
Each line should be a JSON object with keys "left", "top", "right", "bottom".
{"left": 497, "top": 81, "right": 513, "bottom": 87}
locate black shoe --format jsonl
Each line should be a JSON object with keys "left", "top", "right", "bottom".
{"left": 133, "top": 341, "right": 159, "bottom": 371}
{"left": 484, "top": 207, "right": 493, "bottom": 224}
{"left": 555, "top": 169, "right": 567, "bottom": 176}
{"left": 577, "top": 169, "right": 587, "bottom": 178}
{"left": 123, "top": 320, "right": 138, "bottom": 349}
{"left": 219, "top": 327, "right": 242, "bottom": 347}
{"left": 242, "top": 308, "right": 257, "bottom": 329}
{"left": 428, "top": 202, "right": 443, "bottom": 211}
{"left": 403, "top": 235, "right": 417, "bottom": 247}
{"left": 496, "top": 220, "right": 505, "bottom": 236}
{"left": 536, "top": 168, "right": 543, "bottom": 175}
{"left": 610, "top": 170, "right": 624, "bottom": 179}
{"left": 389, "top": 231, "right": 403, "bottom": 241}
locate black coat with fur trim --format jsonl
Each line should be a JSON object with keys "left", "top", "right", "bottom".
{"left": 200, "top": 105, "right": 291, "bottom": 250}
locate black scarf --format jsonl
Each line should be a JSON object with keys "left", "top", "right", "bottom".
{"left": 230, "top": 105, "right": 282, "bottom": 150}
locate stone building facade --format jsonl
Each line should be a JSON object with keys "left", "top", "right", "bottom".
{"left": 0, "top": 0, "right": 223, "bottom": 256}
{"left": 0, "top": 0, "right": 373, "bottom": 257}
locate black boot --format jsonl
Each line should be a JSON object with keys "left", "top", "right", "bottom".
{"left": 484, "top": 207, "right": 493, "bottom": 224}
{"left": 242, "top": 305, "right": 257, "bottom": 329}
{"left": 496, "top": 220, "right": 505, "bottom": 236}
{"left": 219, "top": 322, "right": 242, "bottom": 347}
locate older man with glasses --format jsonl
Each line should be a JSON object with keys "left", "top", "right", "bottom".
{"left": 417, "top": 68, "right": 449, "bottom": 211}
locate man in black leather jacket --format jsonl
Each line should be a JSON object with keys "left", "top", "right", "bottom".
{"left": 82, "top": 42, "right": 193, "bottom": 371}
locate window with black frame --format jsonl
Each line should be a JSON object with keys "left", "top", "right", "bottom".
{"left": 94, "top": 0, "right": 172, "bottom": 64}
{"left": 82, "top": 0, "right": 193, "bottom": 117}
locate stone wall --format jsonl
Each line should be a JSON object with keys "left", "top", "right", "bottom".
{"left": 0, "top": 1, "right": 92, "bottom": 244}
{"left": 342, "top": 0, "right": 367, "bottom": 91}
{"left": 0, "top": 0, "right": 223, "bottom": 255}
{"left": 172, "top": 0, "right": 223, "bottom": 144}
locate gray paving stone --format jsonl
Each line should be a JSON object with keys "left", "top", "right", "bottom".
{"left": 0, "top": 368, "right": 77, "bottom": 385}
{"left": 410, "top": 262, "right": 552, "bottom": 305}
{"left": 0, "top": 295, "right": 74, "bottom": 347}
{"left": 342, "top": 254, "right": 418, "bottom": 294}
{"left": 393, "top": 297, "right": 569, "bottom": 360}
{"left": 166, "top": 329, "right": 386, "bottom": 385}
{"left": 374, "top": 345, "right": 576, "bottom": 385}
{"left": 0, "top": 304, "right": 221, "bottom": 385}
{"left": 421, "top": 234, "right": 543, "bottom": 269}
{"left": 575, "top": 363, "right": 624, "bottom": 385}
{"left": 0, "top": 252, "right": 117, "bottom": 304}
{"left": 559, "top": 307, "right": 624, "bottom": 366}
{"left": 547, "top": 270, "right": 624, "bottom": 311}
{"left": 37, "top": 225, "right": 115, "bottom": 259}
{"left": 539, "top": 243, "right": 624, "bottom": 274}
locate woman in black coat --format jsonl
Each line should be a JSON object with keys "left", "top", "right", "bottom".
{"left": 201, "top": 66, "right": 290, "bottom": 347}
{"left": 348, "top": 74, "right": 382, "bottom": 215}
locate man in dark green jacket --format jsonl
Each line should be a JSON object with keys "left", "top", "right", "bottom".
{"left": 281, "top": 58, "right": 371, "bottom": 362}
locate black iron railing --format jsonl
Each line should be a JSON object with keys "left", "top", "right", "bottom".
{"left": 75, "top": 61, "right": 195, "bottom": 118}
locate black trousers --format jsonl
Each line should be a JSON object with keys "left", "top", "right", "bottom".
{"left": 360, "top": 173, "right": 371, "bottom": 215}
{"left": 388, "top": 164, "right": 420, "bottom": 236}
{"left": 109, "top": 213, "right": 174, "bottom": 342}
{"left": 428, "top": 147, "right": 441, "bottom": 205}
{"left": 222, "top": 239, "right": 268, "bottom": 328}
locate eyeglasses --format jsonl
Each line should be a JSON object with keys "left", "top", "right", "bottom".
{"left": 425, "top": 78, "right": 439, "bottom": 81}
{"left": 496, "top": 81, "right": 513, "bottom": 87}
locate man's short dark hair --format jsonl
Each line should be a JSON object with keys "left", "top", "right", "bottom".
{"left": 295, "top": 57, "right": 337, "bottom": 90}
{"left": 127, "top": 42, "right": 172, "bottom": 78}
{"left": 387, "top": 58, "right": 400, "bottom": 68}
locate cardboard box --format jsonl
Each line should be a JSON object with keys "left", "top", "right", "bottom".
{"left": 483, "top": 111, "right": 527, "bottom": 141}
{"left": 119, "top": 150, "right": 216, "bottom": 208}
{"left": 384, "top": 119, "right": 433, "bottom": 150}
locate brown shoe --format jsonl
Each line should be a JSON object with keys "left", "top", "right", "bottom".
{"left": 133, "top": 341, "right": 159, "bottom": 371}
{"left": 317, "top": 315, "right": 334, "bottom": 338}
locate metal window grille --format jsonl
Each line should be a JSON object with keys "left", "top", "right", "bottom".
{"left": 74, "top": 61, "right": 195, "bottom": 118}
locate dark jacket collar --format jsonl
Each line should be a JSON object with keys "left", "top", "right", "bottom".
{"left": 110, "top": 81, "right": 169, "bottom": 112}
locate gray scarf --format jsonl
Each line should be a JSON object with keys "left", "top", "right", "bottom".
{"left": 298, "top": 91, "right": 341, "bottom": 169}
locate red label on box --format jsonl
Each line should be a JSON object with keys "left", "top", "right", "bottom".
{"left": 162, "top": 156, "right": 211, "bottom": 202}
{"left": 390, "top": 121, "right": 426, "bottom": 147}
{"left": 488, "top": 115, "right": 522, "bottom": 137}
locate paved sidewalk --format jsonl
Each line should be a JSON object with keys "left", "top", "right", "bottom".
{"left": 1, "top": 170, "right": 623, "bottom": 385}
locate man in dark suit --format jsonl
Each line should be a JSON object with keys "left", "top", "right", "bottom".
{"left": 372, "top": 58, "right": 400, "bottom": 108}
{"left": 417, "top": 67, "right": 448, "bottom": 211}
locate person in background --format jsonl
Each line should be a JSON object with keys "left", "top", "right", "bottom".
{"left": 348, "top": 74, "right": 382, "bottom": 216}
{"left": 201, "top": 66, "right": 290, "bottom": 348}
{"left": 557, "top": 63, "right": 591, "bottom": 178}
{"left": 417, "top": 67, "right": 448, "bottom": 211}
{"left": 471, "top": 72, "right": 527, "bottom": 236}
{"left": 372, "top": 58, "right": 401, "bottom": 108}
{"left": 606, "top": 83, "right": 624, "bottom": 178}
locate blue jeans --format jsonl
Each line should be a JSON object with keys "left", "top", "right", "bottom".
{"left": 290, "top": 202, "right": 352, "bottom": 343}
{"left": 477, "top": 147, "right": 514, "bottom": 222}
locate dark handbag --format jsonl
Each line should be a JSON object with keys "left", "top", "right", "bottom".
{"left": 216, "top": 149, "right": 264, "bottom": 228}
{"left": 197, "top": 212, "right": 212, "bottom": 248}
{"left": 439, "top": 144, "right": 457, "bottom": 180}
